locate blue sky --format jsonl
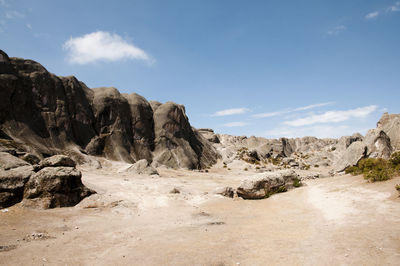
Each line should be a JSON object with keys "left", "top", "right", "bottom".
{"left": 1, "top": 0, "right": 399, "bottom": 138}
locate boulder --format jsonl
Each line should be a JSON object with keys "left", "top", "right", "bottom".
{"left": 124, "top": 159, "right": 158, "bottom": 175}
{"left": 0, "top": 151, "right": 30, "bottom": 170}
{"left": 36, "top": 155, "right": 76, "bottom": 170}
{"left": 23, "top": 166, "right": 94, "bottom": 208}
{"left": 377, "top": 112, "right": 400, "bottom": 150}
{"left": 0, "top": 165, "right": 33, "bottom": 208}
{"left": 364, "top": 129, "right": 392, "bottom": 159}
{"left": 20, "top": 153, "right": 40, "bottom": 165}
{"left": 214, "top": 186, "right": 235, "bottom": 198}
{"left": 236, "top": 170, "right": 300, "bottom": 199}
{"left": 333, "top": 141, "right": 366, "bottom": 172}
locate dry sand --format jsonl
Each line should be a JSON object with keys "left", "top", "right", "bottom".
{"left": 1, "top": 161, "right": 400, "bottom": 266}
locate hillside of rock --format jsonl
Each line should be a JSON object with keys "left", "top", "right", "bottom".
{"left": 0, "top": 50, "right": 218, "bottom": 169}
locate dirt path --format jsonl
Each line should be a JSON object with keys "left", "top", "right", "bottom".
{"left": 1, "top": 166, "right": 399, "bottom": 265}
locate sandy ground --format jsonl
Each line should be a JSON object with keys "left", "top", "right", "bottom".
{"left": 1, "top": 161, "right": 400, "bottom": 266}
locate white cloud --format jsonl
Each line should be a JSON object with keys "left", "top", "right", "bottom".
{"left": 253, "top": 102, "right": 332, "bottom": 118}
{"left": 284, "top": 105, "right": 378, "bottom": 127}
{"left": 253, "top": 110, "right": 286, "bottom": 118}
{"left": 223, "top": 122, "right": 247, "bottom": 127}
{"left": 212, "top": 107, "right": 250, "bottom": 117}
{"left": 26, "top": 23, "right": 32, "bottom": 30}
{"left": 388, "top": 1, "right": 400, "bottom": 11}
{"left": 366, "top": 11, "right": 380, "bottom": 19}
{"left": 0, "top": 0, "right": 8, "bottom": 7}
{"left": 63, "top": 31, "right": 151, "bottom": 64}
{"left": 366, "top": 2, "right": 400, "bottom": 20}
{"left": 327, "top": 25, "right": 346, "bottom": 35}
{"left": 5, "top": 10, "right": 25, "bottom": 19}
{"left": 265, "top": 125, "right": 368, "bottom": 139}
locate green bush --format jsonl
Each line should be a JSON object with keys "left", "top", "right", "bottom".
{"left": 346, "top": 157, "right": 395, "bottom": 182}
{"left": 293, "top": 178, "right": 302, "bottom": 188}
{"left": 277, "top": 186, "right": 287, "bottom": 193}
{"left": 244, "top": 168, "right": 248, "bottom": 171}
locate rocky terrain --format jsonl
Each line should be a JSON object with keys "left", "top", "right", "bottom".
{"left": 1, "top": 51, "right": 400, "bottom": 265}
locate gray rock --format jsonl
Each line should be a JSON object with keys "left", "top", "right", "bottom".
{"left": 214, "top": 186, "right": 235, "bottom": 198}
{"left": 236, "top": 170, "right": 300, "bottom": 199}
{"left": 0, "top": 165, "right": 33, "bottom": 208}
{"left": 23, "top": 166, "right": 94, "bottom": 209}
{"left": 20, "top": 153, "right": 40, "bottom": 165}
{"left": 153, "top": 102, "right": 219, "bottom": 169}
{"left": 123, "top": 93, "right": 155, "bottom": 162}
{"left": 334, "top": 141, "right": 366, "bottom": 172}
{"left": 125, "top": 159, "right": 158, "bottom": 175}
{"left": 364, "top": 129, "right": 392, "bottom": 159}
{"left": 0, "top": 151, "right": 30, "bottom": 170}
{"left": 377, "top": 112, "right": 400, "bottom": 151}
{"left": 37, "top": 155, "right": 76, "bottom": 170}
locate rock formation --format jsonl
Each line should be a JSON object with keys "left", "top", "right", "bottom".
{"left": 0, "top": 153, "right": 93, "bottom": 209}
{"left": 236, "top": 170, "right": 300, "bottom": 199}
{"left": 0, "top": 50, "right": 219, "bottom": 169}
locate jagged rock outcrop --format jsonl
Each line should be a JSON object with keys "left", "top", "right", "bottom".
{"left": 0, "top": 51, "right": 97, "bottom": 157}
{"left": 236, "top": 170, "right": 300, "bottom": 199}
{"left": 0, "top": 153, "right": 94, "bottom": 209}
{"left": 0, "top": 165, "right": 33, "bottom": 208}
{"left": 198, "top": 128, "right": 220, "bottom": 143}
{"left": 153, "top": 102, "right": 219, "bottom": 169}
{"left": 123, "top": 93, "right": 155, "bottom": 162}
{"left": 23, "top": 165, "right": 94, "bottom": 209}
{"left": 333, "top": 141, "right": 367, "bottom": 172}
{"left": 124, "top": 159, "right": 158, "bottom": 175}
{"left": 0, "top": 50, "right": 219, "bottom": 169}
{"left": 364, "top": 129, "right": 392, "bottom": 159}
{"left": 377, "top": 112, "right": 400, "bottom": 151}
{"left": 86, "top": 87, "right": 134, "bottom": 162}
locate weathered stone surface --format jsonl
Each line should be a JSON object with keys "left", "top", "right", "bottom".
{"left": 334, "top": 141, "right": 366, "bottom": 172}
{"left": 0, "top": 165, "right": 33, "bottom": 208}
{"left": 20, "top": 153, "right": 40, "bottom": 165}
{"left": 23, "top": 166, "right": 94, "bottom": 209}
{"left": 377, "top": 112, "right": 400, "bottom": 151}
{"left": 89, "top": 87, "right": 134, "bottom": 163}
{"left": 198, "top": 128, "right": 220, "bottom": 143}
{"left": 236, "top": 170, "right": 300, "bottom": 199}
{"left": 0, "top": 151, "right": 30, "bottom": 170}
{"left": 123, "top": 93, "right": 155, "bottom": 162}
{"left": 214, "top": 186, "right": 235, "bottom": 198}
{"left": 153, "top": 102, "right": 219, "bottom": 169}
{"left": 364, "top": 129, "right": 392, "bottom": 159}
{"left": 124, "top": 159, "right": 158, "bottom": 175}
{"left": 37, "top": 155, "right": 76, "bottom": 170}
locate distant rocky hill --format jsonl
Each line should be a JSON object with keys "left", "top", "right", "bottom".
{"left": 0, "top": 50, "right": 219, "bottom": 169}
{"left": 198, "top": 114, "right": 398, "bottom": 173}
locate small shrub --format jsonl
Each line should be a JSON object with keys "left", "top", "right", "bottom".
{"left": 303, "top": 164, "right": 310, "bottom": 170}
{"left": 205, "top": 169, "right": 209, "bottom": 173}
{"left": 223, "top": 165, "right": 227, "bottom": 168}
{"left": 277, "top": 186, "right": 287, "bottom": 193}
{"left": 331, "top": 147, "right": 336, "bottom": 151}
{"left": 314, "top": 164, "right": 319, "bottom": 168}
{"left": 293, "top": 178, "right": 302, "bottom": 188}
{"left": 228, "top": 168, "right": 231, "bottom": 170}
{"left": 395, "top": 184, "right": 400, "bottom": 192}
{"left": 244, "top": 168, "right": 248, "bottom": 171}
{"left": 346, "top": 158, "right": 394, "bottom": 182}
{"left": 256, "top": 166, "right": 260, "bottom": 170}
